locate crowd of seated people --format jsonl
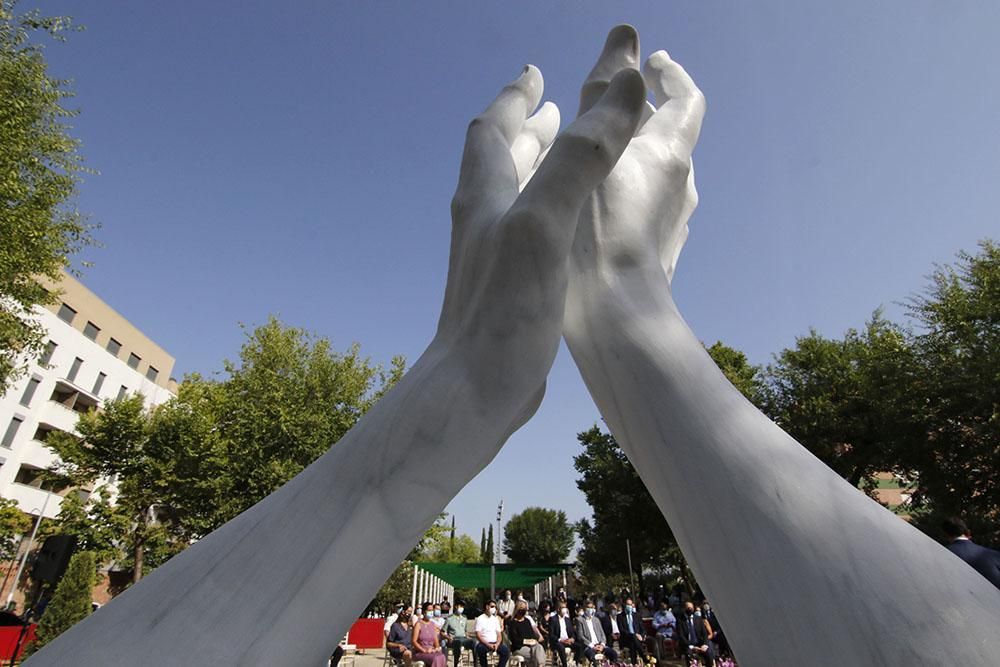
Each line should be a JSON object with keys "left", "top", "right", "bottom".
{"left": 383, "top": 585, "right": 734, "bottom": 667}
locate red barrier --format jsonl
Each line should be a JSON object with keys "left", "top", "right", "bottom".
{"left": 0, "top": 624, "right": 37, "bottom": 661}
{"left": 348, "top": 618, "right": 386, "bottom": 649}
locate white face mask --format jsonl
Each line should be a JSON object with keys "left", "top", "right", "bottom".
{"left": 561, "top": 610, "right": 569, "bottom": 618}
{"left": 487, "top": 608, "right": 496, "bottom": 616}
{"left": 456, "top": 607, "right": 464, "bottom": 615}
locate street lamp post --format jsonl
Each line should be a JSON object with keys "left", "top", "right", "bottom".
{"left": 490, "top": 499, "right": 502, "bottom": 600}
{"left": 6, "top": 490, "right": 54, "bottom": 610}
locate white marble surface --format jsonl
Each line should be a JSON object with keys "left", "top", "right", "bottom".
{"left": 24, "top": 60, "right": 648, "bottom": 666}
{"left": 563, "top": 25, "right": 1000, "bottom": 667}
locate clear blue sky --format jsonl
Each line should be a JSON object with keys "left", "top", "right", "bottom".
{"left": 32, "top": 1, "right": 1000, "bottom": 556}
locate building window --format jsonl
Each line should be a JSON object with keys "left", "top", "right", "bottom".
{"left": 92, "top": 372, "right": 107, "bottom": 395}
{"left": 57, "top": 303, "right": 77, "bottom": 324}
{"left": 13, "top": 465, "right": 68, "bottom": 493}
{"left": 39, "top": 340, "right": 57, "bottom": 365}
{"left": 83, "top": 321, "right": 100, "bottom": 341}
{"left": 19, "top": 377, "right": 41, "bottom": 407}
{"left": 33, "top": 424, "right": 57, "bottom": 443}
{"left": 106, "top": 338, "right": 122, "bottom": 357}
{"left": 67, "top": 357, "right": 83, "bottom": 382}
{"left": 2, "top": 417, "right": 23, "bottom": 449}
{"left": 117, "top": 385, "right": 128, "bottom": 400}
{"left": 127, "top": 353, "right": 141, "bottom": 370}
{"left": 145, "top": 366, "right": 159, "bottom": 382}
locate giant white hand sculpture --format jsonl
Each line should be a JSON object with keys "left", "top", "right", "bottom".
{"left": 26, "top": 66, "right": 648, "bottom": 666}
{"left": 563, "top": 25, "right": 1000, "bottom": 667}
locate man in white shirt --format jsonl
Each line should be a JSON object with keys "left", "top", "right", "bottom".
{"left": 475, "top": 601, "right": 510, "bottom": 667}
{"left": 497, "top": 590, "right": 516, "bottom": 619}
{"left": 547, "top": 602, "right": 577, "bottom": 667}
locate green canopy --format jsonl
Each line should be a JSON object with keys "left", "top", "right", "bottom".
{"left": 414, "top": 563, "right": 570, "bottom": 589}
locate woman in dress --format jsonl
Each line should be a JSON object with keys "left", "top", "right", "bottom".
{"left": 413, "top": 602, "right": 448, "bottom": 667}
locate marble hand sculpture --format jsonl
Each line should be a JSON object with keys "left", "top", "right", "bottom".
{"left": 25, "top": 60, "right": 648, "bottom": 665}
{"left": 563, "top": 26, "right": 1000, "bottom": 667}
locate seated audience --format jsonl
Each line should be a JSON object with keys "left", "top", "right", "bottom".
{"left": 475, "top": 601, "right": 510, "bottom": 667}
{"left": 388, "top": 606, "right": 415, "bottom": 667}
{"left": 676, "top": 602, "right": 713, "bottom": 666}
{"left": 444, "top": 601, "right": 475, "bottom": 667}
{"left": 413, "top": 602, "right": 448, "bottom": 667}
{"left": 508, "top": 601, "right": 546, "bottom": 667}
{"left": 574, "top": 600, "right": 618, "bottom": 665}
{"left": 548, "top": 602, "right": 578, "bottom": 667}
{"left": 620, "top": 598, "right": 649, "bottom": 665}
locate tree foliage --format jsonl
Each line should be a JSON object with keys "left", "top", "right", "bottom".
{"left": 0, "top": 0, "right": 94, "bottom": 393}
{"left": 210, "top": 316, "right": 405, "bottom": 524}
{"left": 573, "top": 427, "right": 683, "bottom": 580}
{"left": 38, "top": 487, "right": 129, "bottom": 568}
{"left": 760, "top": 313, "right": 921, "bottom": 490}
{"left": 26, "top": 550, "right": 95, "bottom": 655}
{"left": 903, "top": 240, "right": 1000, "bottom": 545}
{"left": 0, "top": 496, "right": 31, "bottom": 561}
{"left": 705, "top": 340, "right": 763, "bottom": 405}
{"left": 502, "top": 507, "right": 574, "bottom": 564}
{"left": 756, "top": 241, "right": 1000, "bottom": 547}
{"left": 43, "top": 316, "right": 404, "bottom": 583}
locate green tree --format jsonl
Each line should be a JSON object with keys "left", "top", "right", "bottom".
{"left": 760, "top": 313, "right": 922, "bottom": 491}
{"left": 0, "top": 1, "right": 94, "bottom": 393}
{"left": 480, "top": 528, "right": 486, "bottom": 562}
{"left": 904, "top": 240, "right": 1000, "bottom": 546}
{"left": 573, "top": 426, "right": 687, "bottom": 586}
{"left": 210, "top": 316, "right": 404, "bottom": 524}
{"left": 39, "top": 487, "right": 129, "bottom": 568}
{"left": 45, "top": 392, "right": 220, "bottom": 583}
{"left": 25, "top": 550, "right": 96, "bottom": 655}
{"left": 705, "top": 340, "right": 764, "bottom": 405}
{"left": 0, "top": 496, "right": 31, "bottom": 561}
{"left": 502, "top": 507, "right": 574, "bottom": 564}
{"left": 485, "top": 524, "right": 493, "bottom": 564}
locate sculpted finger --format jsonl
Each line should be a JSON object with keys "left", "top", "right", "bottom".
{"left": 453, "top": 66, "right": 544, "bottom": 219}
{"left": 508, "top": 69, "right": 647, "bottom": 255}
{"left": 512, "top": 101, "right": 560, "bottom": 186}
{"left": 639, "top": 50, "right": 706, "bottom": 153}
{"left": 578, "top": 24, "right": 640, "bottom": 117}
{"left": 481, "top": 64, "right": 544, "bottom": 145}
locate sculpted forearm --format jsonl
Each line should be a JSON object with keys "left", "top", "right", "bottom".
{"left": 566, "top": 273, "right": 1000, "bottom": 666}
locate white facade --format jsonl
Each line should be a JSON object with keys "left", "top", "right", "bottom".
{"left": 0, "top": 292, "right": 176, "bottom": 520}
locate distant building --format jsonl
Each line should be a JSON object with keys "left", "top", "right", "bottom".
{"left": 0, "top": 272, "right": 177, "bottom": 520}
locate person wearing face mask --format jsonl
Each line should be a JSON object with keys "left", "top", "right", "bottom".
{"left": 548, "top": 602, "right": 578, "bottom": 667}
{"left": 444, "top": 602, "right": 474, "bottom": 667}
{"left": 599, "top": 603, "right": 620, "bottom": 651}
{"left": 386, "top": 602, "right": 406, "bottom": 640}
{"left": 619, "top": 597, "right": 650, "bottom": 666}
{"left": 651, "top": 601, "right": 676, "bottom": 661}
{"left": 432, "top": 604, "right": 447, "bottom": 635}
{"left": 508, "top": 602, "right": 546, "bottom": 667}
{"left": 475, "top": 602, "right": 509, "bottom": 667}
{"left": 413, "top": 602, "right": 448, "bottom": 667}
{"left": 676, "top": 603, "right": 713, "bottom": 666}
{"left": 497, "top": 590, "right": 516, "bottom": 619}
{"left": 700, "top": 603, "right": 727, "bottom": 659}
{"left": 574, "top": 602, "right": 618, "bottom": 665}
{"left": 387, "top": 606, "right": 415, "bottom": 667}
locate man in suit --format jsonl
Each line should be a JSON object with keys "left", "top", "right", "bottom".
{"left": 619, "top": 598, "right": 650, "bottom": 665}
{"left": 549, "top": 602, "right": 579, "bottom": 667}
{"left": 598, "top": 602, "right": 620, "bottom": 652}
{"left": 575, "top": 601, "right": 619, "bottom": 665}
{"left": 943, "top": 517, "right": 1000, "bottom": 589}
{"left": 675, "top": 603, "right": 713, "bottom": 666}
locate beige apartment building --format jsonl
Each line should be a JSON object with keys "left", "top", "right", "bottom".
{"left": 0, "top": 272, "right": 178, "bottom": 520}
